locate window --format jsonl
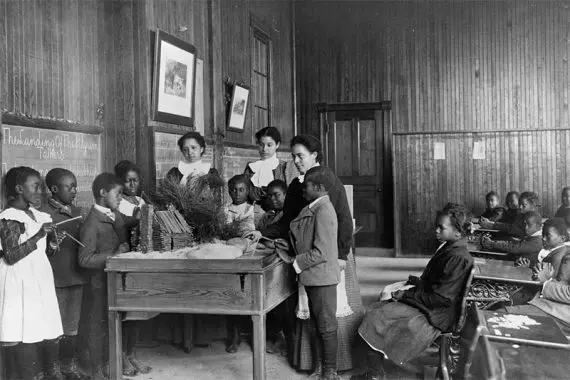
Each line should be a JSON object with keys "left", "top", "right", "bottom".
{"left": 251, "top": 23, "right": 271, "bottom": 138}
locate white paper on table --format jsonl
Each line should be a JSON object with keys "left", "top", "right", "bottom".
{"left": 473, "top": 141, "right": 486, "bottom": 160}
{"left": 434, "top": 142, "right": 446, "bottom": 160}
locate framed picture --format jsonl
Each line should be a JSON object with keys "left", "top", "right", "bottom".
{"left": 227, "top": 84, "right": 250, "bottom": 132}
{"left": 152, "top": 29, "right": 197, "bottom": 126}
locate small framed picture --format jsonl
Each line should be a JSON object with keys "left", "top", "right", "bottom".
{"left": 227, "top": 84, "right": 250, "bottom": 133}
{"left": 152, "top": 29, "right": 197, "bottom": 126}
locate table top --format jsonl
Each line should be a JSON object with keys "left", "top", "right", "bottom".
{"left": 474, "top": 257, "right": 540, "bottom": 285}
{"left": 485, "top": 337, "right": 570, "bottom": 380}
{"left": 477, "top": 309, "right": 570, "bottom": 349}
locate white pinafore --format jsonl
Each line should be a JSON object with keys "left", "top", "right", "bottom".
{"left": 0, "top": 207, "right": 63, "bottom": 343}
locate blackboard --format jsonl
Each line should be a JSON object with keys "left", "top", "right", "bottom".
{"left": 154, "top": 131, "right": 183, "bottom": 181}
{"left": 2, "top": 124, "right": 101, "bottom": 210}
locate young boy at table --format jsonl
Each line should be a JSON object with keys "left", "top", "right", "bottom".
{"left": 481, "top": 211, "right": 542, "bottom": 258}
{"left": 352, "top": 203, "right": 473, "bottom": 380}
{"left": 506, "top": 252, "right": 570, "bottom": 336}
{"left": 290, "top": 166, "right": 341, "bottom": 380}
{"left": 256, "top": 179, "right": 287, "bottom": 230}
{"left": 481, "top": 191, "right": 539, "bottom": 239}
{"left": 555, "top": 187, "right": 570, "bottom": 228}
{"left": 78, "top": 173, "right": 130, "bottom": 379}
{"left": 226, "top": 174, "right": 255, "bottom": 234}
{"left": 500, "top": 191, "right": 521, "bottom": 224}
{"left": 40, "top": 168, "right": 90, "bottom": 380}
{"left": 479, "top": 191, "right": 504, "bottom": 222}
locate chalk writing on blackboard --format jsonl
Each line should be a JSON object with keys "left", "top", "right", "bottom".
{"left": 2, "top": 125, "right": 101, "bottom": 211}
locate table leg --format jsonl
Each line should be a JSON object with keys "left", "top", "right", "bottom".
{"left": 108, "top": 310, "right": 122, "bottom": 380}
{"left": 252, "top": 314, "right": 266, "bottom": 380}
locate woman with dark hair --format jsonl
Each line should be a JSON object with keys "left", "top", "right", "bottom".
{"left": 250, "top": 134, "right": 363, "bottom": 375}
{"left": 243, "top": 127, "right": 295, "bottom": 212}
{"left": 167, "top": 131, "right": 216, "bottom": 185}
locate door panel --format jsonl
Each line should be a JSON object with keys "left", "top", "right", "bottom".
{"left": 325, "top": 110, "right": 384, "bottom": 246}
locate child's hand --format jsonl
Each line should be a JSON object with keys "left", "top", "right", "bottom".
{"left": 41, "top": 222, "right": 57, "bottom": 235}
{"left": 338, "top": 259, "right": 346, "bottom": 271}
{"left": 515, "top": 257, "right": 531, "bottom": 267}
{"left": 480, "top": 235, "right": 493, "bottom": 250}
{"left": 533, "top": 262, "right": 554, "bottom": 283}
{"left": 391, "top": 290, "right": 405, "bottom": 301}
{"left": 242, "top": 230, "right": 262, "bottom": 240}
{"left": 117, "top": 243, "right": 130, "bottom": 254}
{"left": 479, "top": 217, "right": 494, "bottom": 229}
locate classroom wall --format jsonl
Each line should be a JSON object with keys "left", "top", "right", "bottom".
{"left": 295, "top": 0, "right": 570, "bottom": 255}
{"left": 0, "top": 0, "right": 295, "bottom": 196}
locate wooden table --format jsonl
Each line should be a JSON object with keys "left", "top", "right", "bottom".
{"left": 106, "top": 252, "right": 296, "bottom": 380}
{"left": 476, "top": 309, "right": 570, "bottom": 349}
{"left": 470, "top": 258, "right": 541, "bottom": 308}
{"left": 478, "top": 335, "right": 570, "bottom": 380}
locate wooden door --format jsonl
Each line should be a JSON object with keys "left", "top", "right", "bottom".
{"left": 320, "top": 104, "right": 392, "bottom": 247}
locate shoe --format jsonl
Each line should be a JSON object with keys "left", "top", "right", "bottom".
{"left": 122, "top": 353, "right": 138, "bottom": 377}
{"left": 62, "top": 358, "right": 91, "bottom": 380}
{"left": 44, "top": 361, "right": 65, "bottom": 380}
{"left": 128, "top": 355, "right": 152, "bottom": 374}
{"left": 322, "top": 368, "right": 340, "bottom": 380}
{"left": 225, "top": 327, "right": 241, "bottom": 354}
{"left": 309, "top": 362, "right": 323, "bottom": 378}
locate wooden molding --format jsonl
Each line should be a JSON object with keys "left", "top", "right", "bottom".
{"left": 1, "top": 112, "right": 103, "bottom": 135}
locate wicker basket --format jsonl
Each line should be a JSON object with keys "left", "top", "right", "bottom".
{"left": 139, "top": 204, "right": 194, "bottom": 252}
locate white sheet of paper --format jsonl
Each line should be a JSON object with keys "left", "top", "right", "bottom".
{"left": 473, "top": 141, "right": 486, "bottom": 159}
{"left": 434, "top": 142, "right": 446, "bottom": 160}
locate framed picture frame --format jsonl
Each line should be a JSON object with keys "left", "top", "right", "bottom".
{"left": 152, "top": 29, "right": 197, "bottom": 126}
{"left": 227, "top": 84, "right": 250, "bottom": 133}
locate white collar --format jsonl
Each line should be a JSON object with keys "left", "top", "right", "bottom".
{"left": 298, "top": 163, "right": 320, "bottom": 183}
{"left": 531, "top": 230, "right": 543, "bottom": 237}
{"left": 248, "top": 155, "right": 280, "bottom": 187}
{"left": 309, "top": 195, "right": 327, "bottom": 209}
{"left": 94, "top": 204, "right": 115, "bottom": 222}
{"left": 178, "top": 160, "right": 211, "bottom": 185}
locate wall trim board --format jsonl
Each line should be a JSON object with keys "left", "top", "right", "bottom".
{"left": 316, "top": 102, "right": 391, "bottom": 112}
{"left": 152, "top": 124, "right": 193, "bottom": 135}
{"left": 393, "top": 127, "right": 570, "bottom": 136}
{"left": 2, "top": 112, "right": 103, "bottom": 135}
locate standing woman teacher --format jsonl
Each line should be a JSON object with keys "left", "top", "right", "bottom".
{"left": 256, "top": 134, "right": 364, "bottom": 374}
{"left": 167, "top": 131, "right": 218, "bottom": 186}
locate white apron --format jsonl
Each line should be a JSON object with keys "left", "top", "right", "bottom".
{"left": 0, "top": 207, "right": 63, "bottom": 343}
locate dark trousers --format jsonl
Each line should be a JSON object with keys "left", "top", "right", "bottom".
{"left": 83, "top": 284, "right": 109, "bottom": 374}
{"left": 305, "top": 284, "right": 338, "bottom": 370}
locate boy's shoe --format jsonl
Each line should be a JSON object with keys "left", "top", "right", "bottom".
{"left": 225, "top": 327, "right": 241, "bottom": 353}
{"left": 128, "top": 355, "right": 152, "bottom": 374}
{"left": 309, "top": 362, "right": 323, "bottom": 378}
{"left": 122, "top": 353, "right": 137, "bottom": 377}
{"left": 44, "top": 361, "right": 65, "bottom": 380}
{"left": 62, "top": 358, "right": 91, "bottom": 380}
{"left": 322, "top": 368, "right": 341, "bottom": 380}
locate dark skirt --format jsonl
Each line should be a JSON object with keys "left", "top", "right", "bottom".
{"left": 358, "top": 301, "right": 441, "bottom": 366}
{"left": 290, "top": 251, "right": 364, "bottom": 371}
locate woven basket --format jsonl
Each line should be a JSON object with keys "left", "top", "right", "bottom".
{"left": 139, "top": 204, "right": 194, "bottom": 252}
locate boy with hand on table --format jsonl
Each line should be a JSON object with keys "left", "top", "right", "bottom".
{"left": 78, "top": 173, "right": 130, "bottom": 379}
{"left": 481, "top": 211, "right": 542, "bottom": 260}
{"left": 40, "top": 168, "right": 90, "bottom": 380}
{"left": 480, "top": 191, "right": 539, "bottom": 239}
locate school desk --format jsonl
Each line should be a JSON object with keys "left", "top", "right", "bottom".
{"left": 467, "top": 241, "right": 515, "bottom": 261}
{"left": 476, "top": 309, "right": 570, "bottom": 349}
{"left": 105, "top": 252, "right": 296, "bottom": 380}
{"left": 476, "top": 335, "right": 570, "bottom": 380}
{"left": 469, "top": 258, "right": 541, "bottom": 308}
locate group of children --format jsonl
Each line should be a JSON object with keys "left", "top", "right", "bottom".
{"left": 0, "top": 162, "right": 151, "bottom": 380}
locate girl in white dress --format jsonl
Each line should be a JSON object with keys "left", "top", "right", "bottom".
{"left": 0, "top": 166, "right": 63, "bottom": 380}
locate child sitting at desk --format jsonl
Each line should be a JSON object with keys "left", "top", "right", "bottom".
{"left": 480, "top": 191, "right": 505, "bottom": 222}
{"left": 506, "top": 252, "right": 570, "bottom": 336}
{"left": 481, "top": 211, "right": 542, "bottom": 258}
{"left": 481, "top": 191, "right": 539, "bottom": 239}
{"left": 256, "top": 179, "right": 287, "bottom": 230}
{"left": 352, "top": 203, "right": 473, "bottom": 380}
{"left": 500, "top": 191, "right": 521, "bottom": 223}
{"left": 78, "top": 173, "right": 130, "bottom": 379}
{"left": 555, "top": 186, "right": 570, "bottom": 228}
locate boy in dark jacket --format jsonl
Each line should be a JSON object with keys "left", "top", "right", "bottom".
{"left": 40, "top": 168, "right": 89, "bottom": 380}
{"left": 78, "top": 173, "right": 129, "bottom": 379}
{"left": 290, "top": 166, "right": 341, "bottom": 380}
{"left": 481, "top": 211, "right": 543, "bottom": 258}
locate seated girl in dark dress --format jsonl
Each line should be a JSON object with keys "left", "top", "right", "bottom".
{"left": 352, "top": 203, "right": 474, "bottom": 380}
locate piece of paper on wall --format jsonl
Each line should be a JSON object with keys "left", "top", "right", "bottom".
{"left": 194, "top": 58, "right": 205, "bottom": 135}
{"left": 434, "top": 142, "right": 446, "bottom": 160}
{"left": 473, "top": 141, "right": 486, "bottom": 160}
